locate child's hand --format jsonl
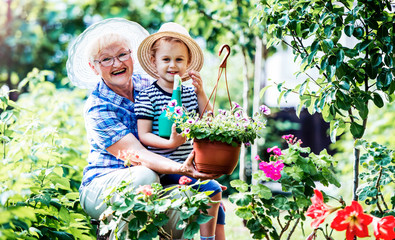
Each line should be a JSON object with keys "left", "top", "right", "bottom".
{"left": 168, "top": 124, "right": 187, "bottom": 148}
{"left": 189, "top": 70, "right": 204, "bottom": 95}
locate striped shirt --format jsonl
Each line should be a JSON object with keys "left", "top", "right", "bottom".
{"left": 135, "top": 81, "right": 199, "bottom": 163}
{"left": 80, "top": 73, "right": 153, "bottom": 190}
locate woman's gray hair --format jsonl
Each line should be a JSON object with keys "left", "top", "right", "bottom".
{"left": 86, "top": 33, "right": 132, "bottom": 63}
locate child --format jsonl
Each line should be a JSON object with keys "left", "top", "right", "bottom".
{"left": 135, "top": 22, "right": 225, "bottom": 240}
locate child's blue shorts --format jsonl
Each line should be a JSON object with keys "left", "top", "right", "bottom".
{"left": 160, "top": 174, "right": 226, "bottom": 225}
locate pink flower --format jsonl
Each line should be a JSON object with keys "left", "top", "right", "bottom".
{"left": 136, "top": 185, "right": 153, "bottom": 196}
{"left": 259, "top": 105, "right": 271, "bottom": 115}
{"left": 282, "top": 134, "right": 294, "bottom": 140}
{"left": 373, "top": 216, "right": 395, "bottom": 240}
{"left": 244, "top": 142, "right": 251, "bottom": 147}
{"left": 254, "top": 155, "right": 260, "bottom": 161}
{"left": 258, "top": 160, "right": 284, "bottom": 181}
{"left": 186, "top": 119, "right": 194, "bottom": 124}
{"left": 174, "top": 106, "right": 183, "bottom": 116}
{"left": 306, "top": 189, "right": 338, "bottom": 229}
{"left": 183, "top": 128, "right": 190, "bottom": 134}
{"left": 267, "top": 146, "right": 282, "bottom": 156}
{"left": 168, "top": 100, "right": 177, "bottom": 107}
{"left": 232, "top": 102, "right": 241, "bottom": 109}
{"left": 179, "top": 176, "right": 192, "bottom": 185}
{"left": 118, "top": 150, "right": 140, "bottom": 167}
{"left": 330, "top": 201, "right": 373, "bottom": 240}
{"left": 218, "top": 109, "right": 226, "bottom": 115}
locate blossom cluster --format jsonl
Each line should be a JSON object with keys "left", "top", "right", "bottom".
{"left": 306, "top": 189, "right": 395, "bottom": 240}
{"left": 255, "top": 146, "right": 284, "bottom": 181}
{"left": 168, "top": 101, "right": 269, "bottom": 145}
{"left": 282, "top": 134, "right": 303, "bottom": 145}
{"left": 118, "top": 149, "right": 140, "bottom": 167}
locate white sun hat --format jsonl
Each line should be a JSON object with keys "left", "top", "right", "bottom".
{"left": 66, "top": 18, "right": 150, "bottom": 89}
{"left": 137, "top": 22, "right": 204, "bottom": 81}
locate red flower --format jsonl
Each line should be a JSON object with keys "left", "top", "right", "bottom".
{"left": 373, "top": 215, "right": 395, "bottom": 240}
{"left": 306, "top": 189, "right": 336, "bottom": 228}
{"left": 179, "top": 176, "right": 192, "bottom": 185}
{"left": 136, "top": 185, "right": 153, "bottom": 196}
{"left": 330, "top": 201, "right": 373, "bottom": 240}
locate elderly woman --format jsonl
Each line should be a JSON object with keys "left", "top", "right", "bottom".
{"left": 66, "top": 18, "right": 220, "bottom": 239}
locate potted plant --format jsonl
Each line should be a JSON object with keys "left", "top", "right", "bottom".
{"left": 170, "top": 101, "right": 270, "bottom": 174}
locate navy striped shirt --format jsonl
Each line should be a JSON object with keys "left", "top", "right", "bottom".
{"left": 135, "top": 81, "right": 199, "bottom": 163}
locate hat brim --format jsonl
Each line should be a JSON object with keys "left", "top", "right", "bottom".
{"left": 137, "top": 31, "right": 204, "bottom": 81}
{"left": 66, "top": 18, "right": 151, "bottom": 89}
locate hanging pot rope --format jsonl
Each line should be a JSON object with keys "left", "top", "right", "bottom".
{"left": 201, "top": 44, "right": 233, "bottom": 119}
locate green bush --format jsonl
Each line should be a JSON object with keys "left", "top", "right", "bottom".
{"left": 0, "top": 69, "right": 93, "bottom": 239}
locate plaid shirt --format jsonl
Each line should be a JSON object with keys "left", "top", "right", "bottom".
{"left": 80, "top": 73, "right": 153, "bottom": 190}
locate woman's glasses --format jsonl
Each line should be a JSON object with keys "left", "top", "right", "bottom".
{"left": 94, "top": 50, "right": 131, "bottom": 67}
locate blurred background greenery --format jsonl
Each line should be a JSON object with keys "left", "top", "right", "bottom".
{"left": 0, "top": 0, "right": 394, "bottom": 239}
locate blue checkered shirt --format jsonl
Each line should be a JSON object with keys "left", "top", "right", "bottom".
{"left": 80, "top": 73, "right": 153, "bottom": 190}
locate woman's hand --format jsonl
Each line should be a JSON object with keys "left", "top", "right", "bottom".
{"left": 180, "top": 151, "right": 222, "bottom": 180}
{"left": 168, "top": 124, "right": 186, "bottom": 148}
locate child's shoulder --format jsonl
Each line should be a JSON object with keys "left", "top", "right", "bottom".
{"left": 138, "top": 81, "right": 160, "bottom": 94}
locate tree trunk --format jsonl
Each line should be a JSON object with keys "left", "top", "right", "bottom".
{"left": 251, "top": 37, "right": 263, "bottom": 184}
{"left": 239, "top": 48, "right": 250, "bottom": 182}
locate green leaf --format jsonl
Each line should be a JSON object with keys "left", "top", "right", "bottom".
{"left": 336, "top": 49, "right": 345, "bottom": 65}
{"left": 345, "top": 25, "right": 354, "bottom": 37}
{"left": 357, "top": 40, "right": 372, "bottom": 52}
{"left": 183, "top": 222, "right": 200, "bottom": 239}
{"left": 355, "top": 99, "right": 369, "bottom": 119}
{"left": 180, "top": 206, "right": 198, "bottom": 219}
{"left": 251, "top": 184, "right": 272, "bottom": 199}
{"left": 284, "top": 166, "right": 304, "bottom": 181}
{"left": 374, "top": 154, "right": 391, "bottom": 166}
{"left": 153, "top": 213, "right": 169, "bottom": 227}
{"left": 196, "top": 214, "right": 213, "bottom": 224}
{"left": 274, "top": 195, "right": 290, "bottom": 210}
{"left": 259, "top": 85, "right": 272, "bottom": 99}
{"left": 51, "top": 231, "right": 74, "bottom": 240}
{"left": 372, "top": 54, "right": 383, "bottom": 67}
{"left": 353, "top": 26, "right": 364, "bottom": 39}
{"left": 229, "top": 193, "right": 253, "bottom": 206}
{"left": 350, "top": 122, "right": 365, "bottom": 139}
{"left": 309, "top": 23, "right": 319, "bottom": 34}
{"left": 230, "top": 179, "right": 249, "bottom": 192}
{"left": 339, "top": 80, "right": 350, "bottom": 90}
{"left": 373, "top": 93, "right": 384, "bottom": 108}
{"left": 235, "top": 207, "right": 254, "bottom": 220}
{"left": 324, "top": 25, "right": 333, "bottom": 38}
{"left": 377, "top": 71, "right": 392, "bottom": 89}
{"left": 323, "top": 39, "right": 334, "bottom": 50}
{"left": 278, "top": 15, "right": 289, "bottom": 26}
{"left": 322, "top": 168, "right": 341, "bottom": 187}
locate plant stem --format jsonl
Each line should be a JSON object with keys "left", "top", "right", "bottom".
{"left": 286, "top": 218, "right": 300, "bottom": 240}
{"left": 353, "top": 146, "right": 360, "bottom": 201}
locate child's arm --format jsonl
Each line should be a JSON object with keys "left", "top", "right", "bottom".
{"left": 189, "top": 70, "right": 213, "bottom": 114}
{"left": 138, "top": 119, "right": 186, "bottom": 149}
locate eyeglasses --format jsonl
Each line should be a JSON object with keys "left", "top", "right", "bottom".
{"left": 94, "top": 50, "right": 131, "bottom": 67}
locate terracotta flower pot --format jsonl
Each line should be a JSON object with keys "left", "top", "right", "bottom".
{"left": 193, "top": 138, "right": 241, "bottom": 175}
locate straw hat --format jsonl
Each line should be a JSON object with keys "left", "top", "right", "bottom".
{"left": 66, "top": 18, "right": 150, "bottom": 89}
{"left": 137, "top": 22, "right": 204, "bottom": 81}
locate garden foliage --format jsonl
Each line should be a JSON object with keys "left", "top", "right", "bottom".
{"left": 0, "top": 69, "right": 93, "bottom": 239}
{"left": 227, "top": 0, "right": 394, "bottom": 239}
{"left": 100, "top": 179, "right": 214, "bottom": 240}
